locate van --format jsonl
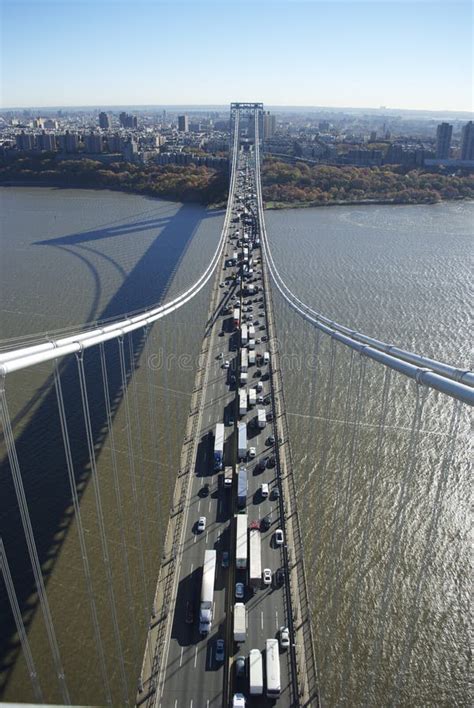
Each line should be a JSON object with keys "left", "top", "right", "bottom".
{"left": 263, "top": 352, "right": 270, "bottom": 365}
{"left": 261, "top": 483, "right": 269, "bottom": 498}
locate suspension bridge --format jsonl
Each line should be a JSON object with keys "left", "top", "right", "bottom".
{"left": 0, "top": 103, "right": 471, "bottom": 707}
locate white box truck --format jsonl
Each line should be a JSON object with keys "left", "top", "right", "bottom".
{"left": 199, "top": 550, "right": 216, "bottom": 635}
{"left": 249, "top": 649, "right": 263, "bottom": 696}
{"left": 257, "top": 408, "right": 267, "bottom": 429}
{"left": 237, "top": 467, "right": 248, "bottom": 509}
{"left": 241, "top": 348, "right": 248, "bottom": 372}
{"left": 248, "top": 324, "right": 255, "bottom": 339}
{"left": 239, "top": 389, "right": 247, "bottom": 416}
{"left": 249, "top": 350, "right": 256, "bottom": 366}
{"left": 265, "top": 638, "right": 281, "bottom": 697}
{"left": 238, "top": 422, "right": 247, "bottom": 460}
{"left": 248, "top": 338, "right": 255, "bottom": 350}
{"left": 249, "top": 529, "right": 262, "bottom": 587}
{"left": 235, "top": 513, "right": 248, "bottom": 567}
{"left": 240, "top": 371, "right": 248, "bottom": 385}
{"left": 233, "top": 603, "right": 246, "bottom": 643}
{"left": 241, "top": 324, "right": 248, "bottom": 346}
{"left": 214, "top": 423, "right": 225, "bottom": 471}
{"left": 248, "top": 388, "right": 256, "bottom": 407}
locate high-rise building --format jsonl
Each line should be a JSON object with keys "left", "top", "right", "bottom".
{"left": 99, "top": 112, "right": 111, "bottom": 130}
{"left": 178, "top": 115, "right": 189, "bottom": 132}
{"left": 107, "top": 135, "right": 123, "bottom": 152}
{"left": 436, "top": 122, "right": 453, "bottom": 159}
{"left": 263, "top": 111, "right": 276, "bottom": 139}
{"left": 122, "top": 138, "right": 138, "bottom": 162}
{"left": 57, "top": 130, "right": 79, "bottom": 153}
{"left": 119, "top": 112, "right": 138, "bottom": 129}
{"left": 15, "top": 131, "right": 34, "bottom": 150}
{"left": 84, "top": 133, "right": 103, "bottom": 153}
{"left": 37, "top": 131, "right": 57, "bottom": 151}
{"left": 461, "top": 121, "right": 474, "bottom": 160}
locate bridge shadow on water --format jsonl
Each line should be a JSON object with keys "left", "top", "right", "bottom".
{"left": 0, "top": 202, "right": 222, "bottom": 699}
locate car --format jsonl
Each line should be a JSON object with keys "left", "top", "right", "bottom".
{"left": 264, "top": 396, "right": 271, "bottom": 406}
{"left": 223, "top": 360, "right": 230, "bottom": 369}
{"left": 255, "top": 338, "right": 261, "bottom": 344}
{"left": 199, "top": 483, "right": 210, "bottom": 497}
{"left": 230, "top": 375, "right": 236, "bottom": 383}
{"left": 248, "top": 447, "right": 256, "bottom": 458}
{"left": 259, "top": 457, "right": 268, "bottom": 471}
{"left": 267, "top": 455, "right": 276, "bottom": 468}
{"left": 232, "top": 694, "right": 246, "bottom": 708}
{"left": 250, "top": 519, "right": 260, "bottom": 530}
{"left": 263, "top": 568, "right": 272, "bottom": 585}
{"left": 260, "top": 515, "right": 271, "bottom": 531}
{"left": 219, "top": 282, "right": 225, "bottom": 288}
{"left": 262, "top": 335, "right": 268, "bottom": 341}
{"left": 219, "top": 330, "right": 225, "bottom": 337}
{"left": 274, "top": 529, "right": 284, "bottom": 546}
{"left": 218, "top": 352, "right": 224, "bottom": 359}
{"left": 248, "top": 315, "right": 253, "bottom": 321}
{"left": 257, "top": 395, "right": 264, "bottom": 404}
{"left": 185, "top": 601, "right": 194, "bottom": 624}
{"left": 235, "top": 582, "right": 245, "bottom": 599}
{"left": 215, "top": 639, "right": 225, "bottom": 662}
{"left": 271, "top": 486, "right": 280, "bottom": 500}
{"left": 228, "top": 417, "right": 235, "bottom": 427}
{"left": 235, "top": 655, "right": 246, "bottom": 677}
{"left": 261, "top": 483, "right": 269, "bottom": 498}
{"left": 266, "top": 411, "right": 273, "bottom": 421}
{"left": 197, "top": 516, "right": 206, "bottom": 532}
{"left": 254, "top": 369, "right": 262, "bottom": 378}
{"left": 221, "top": 551, "right": 229, "bottom": 568}
{"left": 267, "top": 435, "right": 275, "bottom": 445}
{"left": 275, "top": 567, "right": 285, "bottom": 586}
{"left": 279, "top": 626, "right": 290, "bottom": 649}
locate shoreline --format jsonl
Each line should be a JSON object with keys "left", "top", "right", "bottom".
{"left": 1, "top": 179, "right": 472, "bottom": 211}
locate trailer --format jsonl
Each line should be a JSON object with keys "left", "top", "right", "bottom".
{"left": 214, "top": 423, "right": 225, "bottom": 470}
{"left": 240, "top": 371, "right": 248, "bottom": 385}
{"left": 248, "top": 388, "right": 256, "bottom": 407}
{"left": 238, "top": 422, "right": 247, "bottom": 460}
{"left": 265, "top": 639, "right": 281, "bottom": 697}
{"left": 248, "top": 350, "right": 256, "bottom": 366}
{"left": 257, "top": 408, "right": 267, "bottom": 429}
{"left": 241, "top": 348, "right": 248, "bottom": 372}
{"left": 233, "top": 603, "right": 246, "bottom": 643}
{"left": 235, "top": 512, "right": 248, "bottom": 566}
{"left": 249, "top": 649, "right": 263, "bottom": 696}
{"left": 248, "top": 338, "right": 255, "bottom": 351}
{"left": 248, "top": 324, "right": 255, "bottom": 339}
{"left": 241, "top": 324, "right": 248, "bottom": 346}
{"left": 199, "top": 550, "right": 216, "bottom": 635}
{"left": 237, "top": 467, "right": 248, "bottom": 509}
{"left": 249, "top": 529, "right": 262, "bottom": 587}
{"left": 233, "top": 307, "right": 240, "bottom": 329}
{"left": 239, "top": 388, "right": 247, "bottom": 416}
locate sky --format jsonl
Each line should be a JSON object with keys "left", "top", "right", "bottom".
{"left": 0, "top": 0, "right": 472, "bottom": 111}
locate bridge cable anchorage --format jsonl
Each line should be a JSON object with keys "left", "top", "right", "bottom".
{"left": 0, "top": 538, "right": 44, "bottom": 703}
{"left": 364, "top": 382, "right": 429, "bottom": 706}
{"left": 98, "top": 340, "right": 140, "bottom": 657}
{"left": 117, "top": 334, "right": 149, "bottom": 619}
{"left": 51, "top": 350, "right": 112, "bottom": 705}
{"left": 393, "top": 396, "right": 463, "bottom": 705}
{"left": 0, "top": 374, "right": 71, "bottom": 705}
{"left": 341, "top": 366, "right": 393, "bottom": 696}
{"left": 74, "top": 344, "right": 130, "bottom": 705}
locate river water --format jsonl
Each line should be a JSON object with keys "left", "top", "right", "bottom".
{"left": 0, "top": 189, "right": 471, "bottom": 706}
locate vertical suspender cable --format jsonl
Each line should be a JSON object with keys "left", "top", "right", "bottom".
{"left": 117, "top": 336, "right": 148, "bottom": 614}
{"left": 128, "top": 332, "right": 152, "bottom": 612}
{"left": 75, "top": 349, "right": 129, "bottom": 705}
{"left": 0, "top": 537, "right": 44, "bottom": 703}
{"left": 160, "top": 321, "right": 175, "bottom": 515}
{"left": 0, "top": 378, "right": 71, "bottom": 705}
{"left": 52, "top": 360, "right": 112, "bottom": 705}
{"left": 393, "top": 397, "right": 462, "bottom": 705}
{"left": 341, "top": 366, "right": 392, "bottom": 696}
{"left": 99, "top": 342, "right": 139, "bottom": 657}
{"left": 364, "top": 382, "right": 428, "bottom": 707}
{"left": 143, "top": 325, "right": 160, "bottom": 577}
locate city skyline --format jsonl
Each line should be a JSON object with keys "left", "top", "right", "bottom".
{"left": 1, "top": 0, "right": 472, "bottom": 111}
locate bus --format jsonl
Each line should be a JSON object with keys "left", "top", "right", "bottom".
{"left": 265, "top": 638, "right": 281, "bottom": 697}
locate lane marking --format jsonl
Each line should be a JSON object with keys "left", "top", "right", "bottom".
{"left": 275, "top": 610, "right": 279, "bottom": 631}
{"left": 193, "top": 533, "right": 196, "bottom": 544}
{"left": 190, "top": 701, "right": 193, "bottom": 708}
{"left": 261, "top": 611, "right": 264, "bottom": 630}
{"left": 175, "top": 701, "right": 178, "bottom": 708}
{"left": 190, "top": 563, "right": 194, "bottom": 575}
{"left": 194, "top": 646, "right": 198, "bottom": 668}
{"left": 206, "top": 530, "right": 209, "bottom": 543}
{"left": 179, "top": 646, "right": 184, "bottom": 667}
{"left": 198, "top": 500, "right": 201, "bottom": 512}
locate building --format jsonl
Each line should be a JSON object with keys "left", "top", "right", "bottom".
{"left": 37, "top": 132, "right": 57, "bottom": 151}
{"left": 98, "top": 112, "right": 111, "bottom": 130}
{"left": 461, "top": 121, "right": 474, "bottom": 160}
{"left": 263, "top": 111, "right": 276, "bottom": 139}
{"left": 436, "top": 122, "right": 453, "bottom": 159}
{"left": 58, "top": 131, "right": 79, "bottom": 153}
{"left": 178, "top": 115, "right": 189, "bottom": 132}
{"left": 84, "top": 132, "right": 103, "bottom": 153}
{"left": 119, "top": 112, "right": 138, "bottom": 129}
{"left": 106, "top": 134, "right": 123, "bottom": 152}
{"left": 15, "top": 131, "right": 34, "bottom": 150}
{"left": 122, "top": 137, "right": 138, "bottom": 162}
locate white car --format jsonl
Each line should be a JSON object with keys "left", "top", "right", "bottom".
{"left": 223, "top": 360, "right": 230, "bottom": 369}
{"left": 279, "top": 626, "right": 290, "bottom": 649}
{"left": 261, "top": 483, "right": 269, "bottom": 498}
{"left": 274, "top": 529, "right": 284, "bottom": 546}
{"left": 263, "top": 568, "right": 272, "bottom": 586}
{"left": 248, "top": 447, "right": 256, "bottom": 459}
{"left": 235, "top": 582, "right": 245, "bottom": 599}
{"left": 232, "top": 694, "right": 246, "bottom": 708}
{"left": 197, "top": 516, "right": 206, "bottom": 533}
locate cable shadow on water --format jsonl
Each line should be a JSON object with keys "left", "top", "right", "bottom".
{"left": 0, "top": 202, "right": 221, "bottom": 701}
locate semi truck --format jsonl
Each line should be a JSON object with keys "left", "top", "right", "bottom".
{"left": 240, "top": 371, "right": 248, "bottom": 386}
{"left": 241, "top": 348, "right": 248, "bottom": 372}
{"left": 248, "top": 324, "right": 255, "bottom": 339}
{"left": 233, "top": 308, "right": 240, "bottom": 329}
{"left": 233, "top": 602, "right": 246, "bottom": 643}
{"left": 265, "top": 639, "right": 281, "bottom": 697}
{"left": 248, "top": 338, "right": 255, "bottom": 351}
{"left": 238, "top": 422, "right": 247, "bottom": 460}
{"left": 237, "top": 467, "right": 248, "bottom": 509}
{"left": 239, "top": 388, "right": 247, "bottom": 416}
{"left": 241, "top": 324, "right": 248, "bottom": 346}
{"left": 249, "top": 649, "right": 263, "bottom": 695}
{"left": 199, "top": 550, "right": 216, "bottom": 635}
{"left": 249, "top": 529, "right": 262, "bottom": 587}
{"left": 224, "top": 466, "right": 233, "bottom": 489}
{"left": 235, "top": 512, "right": 248, "bottom": 567}
{"left": 248, "top": 388, "right": 256, "bottom": 407}
{"left": 248, "top": 350, "right": 256, "bottom": 366}
{"left": 214, "top": 423, "right": 225, "bottom": 471}
{"left": 257, "top": 408, "right": 267, "bottom": 429}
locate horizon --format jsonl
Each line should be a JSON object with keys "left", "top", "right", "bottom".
{"left": 1, "top": 0, "right": 472, "bottom": 112}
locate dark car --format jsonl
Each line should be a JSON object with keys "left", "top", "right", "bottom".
{"left": 221, "top": 551, "right": 230, "bottom": 568}
{"left": 199, "top": 483, "right": 210, "bottom": 497}
{"left": 259, "top": 457, "right": 268, "bottom": 471}
{"left": 254, "top": 369, "right": 262, "bottom": 378}
{"left": 275, "top": 568, "right": 285, "bottom": 587}
{"left": 266, "top": 410, "right": 273, "bottom": 420}
{"left": 267, "top": 455, "right": 276, "bottom": 468}
{"left": 260, "top": 516, "right": 271, "bottom": 531}
{"left": 235, "top": 656, "right": 246, "bottom": 678}
{"left": 271, "top": 486, "right": 280, "bottom": 500}
{"left": 267, "top": 435, "right": 275, "bottom": 445}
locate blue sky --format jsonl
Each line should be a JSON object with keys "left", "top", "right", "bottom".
{"left": 1, "top": 0, "right": 472, "bottom": 110}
